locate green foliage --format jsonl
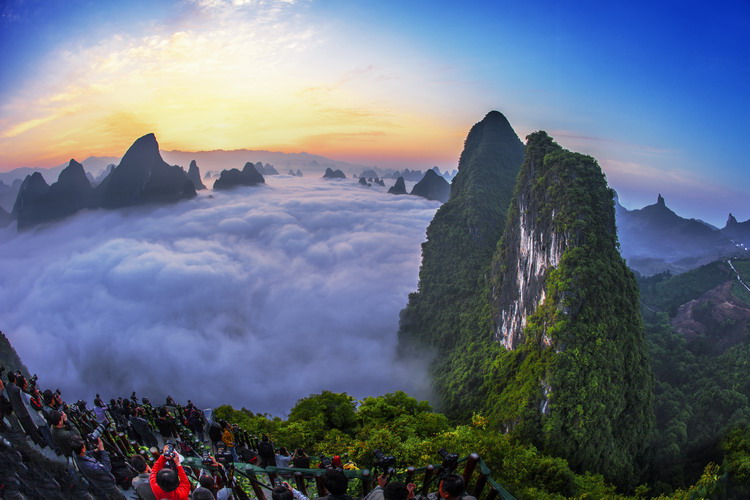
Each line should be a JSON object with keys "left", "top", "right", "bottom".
{"left": 397, "top": 111, "right": 524, "bottom": 420}
{"left": 722, "top": 424, "right": 750, "bottom": 496}
{"left": 641, "top": 262, "right": 750, "bottom": 492}
{"left": 217, "top": 391, "right": 625, "bottom": 498}
{"left": 289, "top": 391, "right": 357, "bottom": 432}
{"left": 638, "top": 260, "right": 732, "bottom": 316}
{"left": 483, "top": 132, "right": 654, "bottom": 489}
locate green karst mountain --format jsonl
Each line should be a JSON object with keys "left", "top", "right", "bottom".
{"left": 397, "top": 110, "right": 524, "bottom": 415}
{"left": 399, "top": 119, "right": 654, "bottom": 488}
{"left": 485, "top": 131, "right": 653, "bottom": 487}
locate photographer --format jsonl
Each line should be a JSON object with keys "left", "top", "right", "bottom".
{"left": 149, "top": 444, "right": 190, "bottom": 499}
{"left": 257, "top": 434, "right": 275, "bottom": 468}
{"left": 364, "top": 475, "right": 414, "bottom": 500}
{"left": 291, "top": 448, "right": 310, "bottom": 469}
{"left": 129, "top": 454, "right": 156, "bottom": 500}
{"left": 49, "top": 409, "right": 82, "bottom": 458}
{"left": 416, "top": 474, "right": 475, "bottom": 500}
{"left": 220, "top": 421, "right": 238, "bottom": 463}
{"left": 317, "top": 469, "right": 354, "bottom": 500}
{"left": 73, "top": 437, "right": 127, "bottom": 499}
{"left": 6, "top": 372, "right": 45, "bottom": 446}
{"left": 130, "top": 407, "right": 158, "bottom": 448}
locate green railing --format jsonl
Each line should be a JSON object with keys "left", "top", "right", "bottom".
{"left": 183, "top": 453, "right": 516, "bottom": 500}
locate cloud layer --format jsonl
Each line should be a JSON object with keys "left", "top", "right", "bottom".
{"left": 0, "top": 177, "right": 438, "bottom": 414}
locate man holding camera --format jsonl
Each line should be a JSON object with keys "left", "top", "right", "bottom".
{"left": 49, "top": 409, "right": 82, "bottom": 458}
{"left": 149, "top": 444, "right": 191, "bottom": 500}
{"left": 73, "top": 436, "right": 127, "bottom": 500}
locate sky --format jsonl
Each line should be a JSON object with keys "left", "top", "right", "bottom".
{"left": 0, "top": 0, "right": 748, "bottom": 225}
{"left": 0, "top": 177, "right": 437, "bottom": 413}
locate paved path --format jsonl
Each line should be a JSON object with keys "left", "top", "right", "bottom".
{"left": 727, "top": 259, "right": 750, "bottom": 293}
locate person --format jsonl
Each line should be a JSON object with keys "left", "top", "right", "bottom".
{"left": 317, "top": 469, "right": 354, "bottom": 500}
{"left": 257, "top": 434, "right": 276, "bottom": 468}
{"left": 276, "top": 446, "right": 292, "bottom": 468}
{"left": 73, "top": 437, "right": 127, "bottom": 499}
{"left": 220, "top": 421, "right": 238, "bottom": 463}
{"left": 155, "top": 407, "right": 175, "bottom": 447}
{"left": 129, "top": 454, "right": 156, "bottom": 500}
{"left": 149, "top": 444, "right": 191, "bottom": 500}
{"left": 291, "top": 448, "right": 310, "bottom": 469}
{"left": 21, "top": 378, "right": 56, "bottom": 450}
{"left": 192, "top": 487, "right": 216, "bottom": 500}
{"left": 417, "top": 474, "right": 476, "bottom": 500}
{"left": 0, "top": 378, "right": 11, "bottom": 432}
{"left": 49, "top": 409, "right": 82, "bottom": 458}
{"left": 187, "top": 404, "right": 205, "bottom": 442}
{"left": 94, "top": 398, "right": 109, "bottom": 423}
{"left": 6, "top": 372, "right": 45, "bottom": 446}
{"left": 130, "top": 407, "right": 158, "bottom": 448}
{"left": 273, "top": 484, "right": 295, "bottom": 500}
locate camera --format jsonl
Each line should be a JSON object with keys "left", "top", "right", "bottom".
{"left": 437, "top": 449, "right": 459, "bottom": 475}
{"left": 88, "top": 421, "right": 111, "bottom": 444}
{"left": 201, "top": 450, "right": 215, "bottom": 466}
{"left": 319, "top": 454, "right": 333, "bottom": 470}
{"left": 214, "top": 443, "right": 233, "bottom": 465}
{"left": 164, "top": 441, "right": 175, "bottom": 459}
{"left": 274, "top": 477, "right": 284, "bottom": 488}
{"left": 373, "top": 449, "right": 396, "bottom": 477}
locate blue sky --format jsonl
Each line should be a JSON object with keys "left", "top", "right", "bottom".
{"left": 1, "top": 0, "right": 748, "bottom": 225}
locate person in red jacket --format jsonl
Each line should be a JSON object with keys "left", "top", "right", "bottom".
{"left": 149, "top": 444, "right": 191, "bottom": 500}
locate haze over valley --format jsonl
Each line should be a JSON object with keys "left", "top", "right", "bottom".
{"left": 0, "top": 176, "right": 438, "bottom": 413}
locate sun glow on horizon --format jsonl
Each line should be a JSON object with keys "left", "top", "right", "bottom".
{"left": 0, "top": 0, "right": 467, "bottom": 171}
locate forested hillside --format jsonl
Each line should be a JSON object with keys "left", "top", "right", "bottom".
{"left": 639, "top": 260, "right": 750, "bottom": 495}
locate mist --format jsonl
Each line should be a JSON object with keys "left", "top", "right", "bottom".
{"left": 0, "top": 177, "right": 439, "bottom": 414}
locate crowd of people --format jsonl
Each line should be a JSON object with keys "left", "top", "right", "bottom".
{"left": 0, "top": 369, "right": 480, "bottom": 500}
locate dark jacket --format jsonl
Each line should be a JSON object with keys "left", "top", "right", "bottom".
{"left": 75, "top": 449, "right": 125, "bottom": 499}
{"left": 130, "top": 416, "right": 158, "bottom": 448}
{"left": 51, "top": 423, "right": 82, "bottom": 457}
{"left": 131, "top": 472, "right": 156, "bottom": 500}
{"left": 6, "top": 382, "right": 31, "bottom": 420}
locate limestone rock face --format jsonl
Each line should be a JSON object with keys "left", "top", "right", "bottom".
{"left": 387, "top": 177, "right": 407, "bottom": 195}
{"left": 488, "top": 131, "right": 653, "bottom": 486}
{"left": 187, "top": 160, "right": 207, "bottom": 190}
{"left": 410, "top": 169, "right": 450, "bottom": 202}
{"left": 97, "top": 133, "right": 196, "bottom": 208}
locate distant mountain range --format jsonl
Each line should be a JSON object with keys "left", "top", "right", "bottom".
{"left": 615, "top": 193, "right": 749, "bottom": 275}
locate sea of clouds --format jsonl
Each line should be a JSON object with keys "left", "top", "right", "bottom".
{"left": 0, "top": 177, "right": 439, "bottom": 414}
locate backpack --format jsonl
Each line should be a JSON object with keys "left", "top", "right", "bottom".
{"left": 208, "top": 421, "right": 223, "bottom": 442}
{"left": 257, "top": 440, "right": 274, "bottom": 458}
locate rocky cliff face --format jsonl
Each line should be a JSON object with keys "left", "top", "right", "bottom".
{"left": 397, "top": 111, "right": 524, "bottom": 415}
{"left": 487, "top": 131, "right": 653, "bottom": 487}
